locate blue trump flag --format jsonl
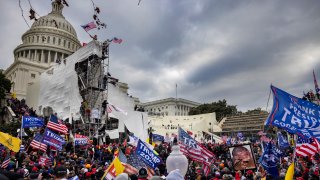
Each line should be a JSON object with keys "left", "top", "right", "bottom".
{"left": 152, "top": 134, "right": 164, "bottom": 142}
{"left": 43, "top": 129, "right": 66, "bottom": 150}
{"left": 22, "top": 116, "right": 44, "bottom": 128}
{"left": 259, "top": 142, "right": 283, "bottom": 178}
{"left": 265, "top": 85, "right": 320, "bottom": 141}
{"left": 277, "top": 132, "right": 289, "bottom": 149}
{"left": 136, "top": 139, "right": 162, "bottom": 169}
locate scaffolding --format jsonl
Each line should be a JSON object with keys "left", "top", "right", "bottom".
{"left": 74, "top": 40, "right": 111, "bottom": 142}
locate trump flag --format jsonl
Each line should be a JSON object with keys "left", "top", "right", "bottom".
{"left": 259, "top": 142, "right": 283, "bottom": 178}
{"left": 22, "top": 116, "right": 44, "bottom": 128}
{"left": 265, "top": 85, "right": 320, "bottom": 141}
{"left": 43, "top": 129, "right": 66, "bottom": 150}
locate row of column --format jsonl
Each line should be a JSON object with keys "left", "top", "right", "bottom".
{"left": 17, "top": 49, "right": 67, "bottom": 64}
{"left": 177, "top": 105, "right": 190, "bottom": 116}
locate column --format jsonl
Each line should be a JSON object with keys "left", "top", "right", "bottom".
{"left": 48, "top": 51, "right": 51, "bottom": 64}
{"left": 54, "top": 52, "right": 58, "bottom": 62}
{"left": 28, "top": 50, "right": 31, "bottom": 60}
{"left": 23, "top": 51, "right": 26, "bottom": 58}
{"left": 31, "top": 50, "right": 34, "bottom": 61}
{"left": 41, "top": 50, "right": 44, "bottom": 63}
{"left": 34, "top": 50, "right": 38, "bottom": 62}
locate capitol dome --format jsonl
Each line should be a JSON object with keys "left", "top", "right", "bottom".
{"left": 5, "top": 0, "right": 82, "bottom": 99}
{"left": 13, "top": 0, "right": 81, "bottom": 65}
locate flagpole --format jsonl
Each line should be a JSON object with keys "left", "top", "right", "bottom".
{"left": 20, "top": 116, "right": 23, "bottom": 144}
{"left": 292, "top": 134, "right": 297, "bottom": 168}
{"left": 73, "top": 117, "right": 76, "bottom": 155}
{"left": 84, "top": 30, "right": 97, "bottom": 40}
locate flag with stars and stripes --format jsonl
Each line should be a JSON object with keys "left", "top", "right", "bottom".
{"left": 127, "top": 151, "right": 146, "bottom": 170}
{"left": 126, "top": 151, "right": 154, "bottom": 178}
{"left": 30, "top": 133, "right": 47, "bottom": 152}
{"left": 178, "top": 127, "right": 215, "bottom": 176}
{"left": 296, "top": 136, "right": 320, "bottom": 157}
{"left": 47, "top": 115, "right": 68, "bottom": 134}
{"left": 1, "top": 155, "right": 10, "bottom": 169}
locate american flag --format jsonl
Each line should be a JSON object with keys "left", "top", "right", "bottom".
{"left": 112, "top": 37, "right": 123, "bottom": 44}
{"left": 126, "top": 152, "right": 154, "bottom": 178}
{"left": 127, "top": 151, "right": 146, "bottom": 170}
{"left": 81, "top": 21, "right": 97, "bottom": 32}
{"left": 47, "top": 115, "right": 68, "bottom": 134}
{"left": 30, "top": 133, "right": 47, "bottom": 152}
{"left": 296, "top": 136, "right": 320, "bottom": 157}
{"left": 116, "top": 149, "right": 127, "bottom": 163}
{"left": 1, "top": 156, "right": 10, "bottom": 169}
{"left": 106, "top": 104, "right": 113, "bottom": 113}
{"left": 178, "top": 127, "right": 215, "bottom": 176}
{"left": 117, "top": 150, "right": 138, "bottom": 175}
{"left": 122, "top": 163, "right": 138, "bottom": 175}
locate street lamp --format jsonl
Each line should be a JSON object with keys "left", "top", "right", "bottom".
{"left": 166, "top": 145, "right": 188, "bottom": 176}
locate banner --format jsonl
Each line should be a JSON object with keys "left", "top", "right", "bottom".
{"left": 277, "top": 132, "right": 289, "bottom": 149}
{"left": 259, "top": 142, "right": 283, "bottom": 177}
{"left": 136, "top": 139, "right": 162, "bottom": 169}
{"left": 0, "top": 131, "right": 21, "bottom": 152}
{"left": 74, "top": 134, "right": 89, "bottom": 145}
{"left": 22, "top": 116, "right": 44, "bottom": 128}
{"left": 152, "top": 134, "right": 164, "bottom": 142}
{"left": 265, "top": 85, "right": 320, "bottom": 141}
{"left": 43, "top": 129, "right": 66, "bottom": 150}
{"left": 38, "top": 156, "right": 50, "bottom": 166}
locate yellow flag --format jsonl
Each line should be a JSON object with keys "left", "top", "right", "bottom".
{"left": 145, "top": 138, "right": 158, "bottom": 155}
{"left": 285, "top": 163, "right": 294, "bottom": 180}
{"left": 11, "top": 92, "right": 17, "bottom": 99}
{"left": 0, "top": 131, "right": 21, "bottom": 152}
{"left": 101, "top": 157, "right": 124, "bottom": 180}
{"left": 113, "top": 157, "right": 124, "bottom": 175}
{"left": 146, "top": 138, "right": 155, "bottom": 147}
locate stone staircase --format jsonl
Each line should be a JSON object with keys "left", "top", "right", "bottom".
{"left": 218, "top": 111, "right": 269, "bottom": 139}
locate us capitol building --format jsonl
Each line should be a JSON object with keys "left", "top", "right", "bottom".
{"left": 4, "top": 0, "right": 81, "bottom": 99}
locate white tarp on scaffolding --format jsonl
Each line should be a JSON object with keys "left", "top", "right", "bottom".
{"left": 37, "top": 41, "right": 102, "bottom": 120}
{"left": 107, "top": 85, "right": 149, "bottom": 141}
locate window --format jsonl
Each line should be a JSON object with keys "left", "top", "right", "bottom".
{"left": 31, "top": 73, "right": 36, "bottom": 78}
{"left": 47, "top": 36, "right": 50, "bottom": 43}
{"left": 58, "top": 38, "right": 61, "bottom": 45}
{"left": 53, "top": 37, "right": 56, "bottom": 44}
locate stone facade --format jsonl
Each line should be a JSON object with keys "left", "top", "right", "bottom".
{"left": 149, "top": 112, "right": 222, "bottom": 142}
{"left": 140, "top": 98, "right": 201, "bottom": 116}
{"left": 4, "top": 1, "right": 81, "bottom": 99}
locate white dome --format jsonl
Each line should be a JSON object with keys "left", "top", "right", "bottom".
{"left": 13, "top": 0, "right": 81, "bottom": 65}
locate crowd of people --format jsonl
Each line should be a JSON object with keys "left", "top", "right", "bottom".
{"left": 0, "top": 98, "right": 320, "bottom": 180}
{"left": 1, "top": 131, "right": 319, "bottom": 179}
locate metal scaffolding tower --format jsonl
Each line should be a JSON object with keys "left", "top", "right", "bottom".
{"left": 74, "top": 40, "right": 111, "bottom": 142}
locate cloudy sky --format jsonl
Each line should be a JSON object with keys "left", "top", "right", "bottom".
{"left": 1, "top": 0, "right": 320, "bottom": 112}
